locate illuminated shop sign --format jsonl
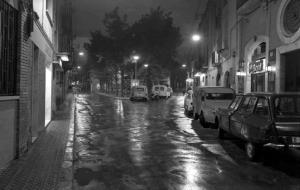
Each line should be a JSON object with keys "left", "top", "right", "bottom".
{"left": 249, "top": 59, "right": 265, "bottom": 73}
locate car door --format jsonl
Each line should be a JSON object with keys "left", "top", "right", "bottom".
{"left": 230, "top": 96, "right": 257, "bottom": 138}
{"left": 221, "top": 95, "right": 243, "bottom": 132}
{"left": 242, "top": 97, "right": 272, "bottom": 142}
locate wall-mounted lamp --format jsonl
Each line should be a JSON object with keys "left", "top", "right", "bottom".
{"left": 267, "top": 66, "right": 276, "bottom": 72}
{"left": 236, "top": 71, "right": 246, "bottom": 76}
{"left": 57, "top": 52, "right": 70, "bottom": 62}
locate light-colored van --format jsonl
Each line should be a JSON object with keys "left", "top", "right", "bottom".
{"left": 130, "top": 85, "right": 149, "bottom": 101}
{"left": 152, "top": 85, "right": 170, "bottom": 99}
{"left": 193, "top": 87, "right": 235, "bottom": 128}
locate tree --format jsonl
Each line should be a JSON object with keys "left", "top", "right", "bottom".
{"left": 85, "top": 7, "right": 131, "bottom": 95}
{"left": 130, "top": 7, "right": 182, "bottom": 70}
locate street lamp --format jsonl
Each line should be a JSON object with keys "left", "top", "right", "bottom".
{"left": 144, "top": 64, "right": 149, "bottom": 68}
{"left": 191, "top": 34, "right": 201, "bottom": 42}
{"left": 77, "top": 66, "right": 81, "bottom": 70}
{"left": 182, "top": 64, "right": 187, "bottom": 68}
{"left": 79, "top": 51, "right": 84, "bottom": 56}
{"left": 132, "top": 55, "right": 140, "bottom": 80}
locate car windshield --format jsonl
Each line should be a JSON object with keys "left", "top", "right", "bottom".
{"left": 273, "top": 96, "right": 300, "bottom": 117}
{"left": 206, "top": 93, "right": 234, "bottom": 100}
{"left": 155, "top": 87, "right": 159, "bottom": 91}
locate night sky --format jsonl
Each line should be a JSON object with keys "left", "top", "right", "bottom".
{"left": 72, "top": 0, "right": 207, "bottom": 48}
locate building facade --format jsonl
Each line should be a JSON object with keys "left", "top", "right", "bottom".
{"left": 0, "top": 0, "right": 72, "bottom": 170}
{"left": 197, "top": 0, "right": 300, "bottom": 94}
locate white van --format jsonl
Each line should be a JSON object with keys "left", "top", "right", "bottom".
{"left": 151, "top": 85, "right": 170, "bottom": 99}
{"left": 130, "top": 85, "right": 149, "bottom": 101}
{"left": 193, "top": 87, "right": 235, "bottom": 128}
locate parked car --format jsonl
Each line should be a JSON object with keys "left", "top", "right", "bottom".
{"left": 184, "top": 90, "right": 193, "bottom": 116}
{"left": 167, "top": 87, "right": 173, "bottom": 97}
{"left": 151, "top": 85, "right": 170, "bottom": 99}
{"left": 193, "top": 87, "right": 235, "bottom": 128}
{"left": 130, "top": 85, "right": 149, "bottom": 101}
{"left": 217, "top": 93, "right": 300, "bottom": 161}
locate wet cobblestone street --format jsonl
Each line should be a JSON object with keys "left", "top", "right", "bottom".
{"left": 73, "top": 94, "right": 300, "bottom": 190}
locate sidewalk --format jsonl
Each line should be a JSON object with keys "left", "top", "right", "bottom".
{"left": 0, "top": 102, "right": 75, "bottom": 190}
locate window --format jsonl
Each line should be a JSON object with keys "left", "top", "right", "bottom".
{"left": 238, "top": 97, "right": 257, "bottom": 113}
{"left": 274, "top": 96, "right": 300, "bottom": 116}
{"left": 206, "top": 93, "right": 234, "bottom": 100}
{"left": 0, "top": 1, "right": 18, "bottom": 95}
{"left": 254, "top": 98, "right": 270, "bottom": 118}
{"left": 229, "top": 96, "right": 243, "bottom": 110}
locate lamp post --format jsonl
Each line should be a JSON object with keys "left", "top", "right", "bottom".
{"left": 191, "top": 33, "right": 201, "bottom": 89}
{"left": 132, "top": 55, "right": 140, "bottom": 80}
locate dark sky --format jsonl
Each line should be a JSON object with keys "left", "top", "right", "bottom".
{"left": 72, "top": 0, "right": 207, "bottom": 40}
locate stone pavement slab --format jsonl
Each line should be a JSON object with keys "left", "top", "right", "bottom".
{"left": 0, "top": 104, "right": 74, "bottom": 190}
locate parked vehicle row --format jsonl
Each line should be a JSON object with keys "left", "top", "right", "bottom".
{"left": 217, "top": 93, "right": 300, "bottom": 160}
{"left": 130, "top": 85, "right": 173, "bottom": 101}
{"left": 183, "top": 86, "right": 300, "bottom": 161}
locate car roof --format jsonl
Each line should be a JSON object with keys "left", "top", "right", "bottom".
{"left": 133, "top": 85, "right": 147, "bottom": 88}
{"left": 245, "top": 92, "right": 300, "bottom": 97}
{"left": 195, "top": 86, "right": 235, "bottom": 93}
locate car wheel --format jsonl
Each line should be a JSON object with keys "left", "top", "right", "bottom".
{"left": 199, "top": 112, "right": 207, "bottom": 128}
{"left": 245, "top": 142, "right": 260, "bottom": 161}
{"left": 218, "top": 127, "right": 225, "bottom": 139}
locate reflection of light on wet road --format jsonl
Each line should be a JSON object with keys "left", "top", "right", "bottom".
{"left": 128, "top": 104, "right": 149, "bottom": 166}
{"left": 182, "top": 161, "right": 202, "bottom": 190}
{"left": 114, "top": 99, "right": 124, "bottom": 119}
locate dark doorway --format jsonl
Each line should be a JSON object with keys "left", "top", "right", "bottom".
{"left": 284, "top": 50, "right": 300, "bottom": 92}
{"left": 251, "top": 73, "right": 265, "bottom": 92}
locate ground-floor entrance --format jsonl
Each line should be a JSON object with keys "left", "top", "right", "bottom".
{"left": 282, "top": 49, "right": 300, "bottom": 92}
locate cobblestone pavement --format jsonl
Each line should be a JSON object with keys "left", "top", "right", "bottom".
{"left": 0, "top": 105, "right": 74, "bottom": 190}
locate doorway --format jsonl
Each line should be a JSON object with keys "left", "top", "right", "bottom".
{"left": 283, "top": 50, "right": 300, "bottom": 92}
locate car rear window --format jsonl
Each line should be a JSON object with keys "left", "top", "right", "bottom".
{"left": 160, "top": 87, "right": 165, "bottom": 91}
{"left": 274, "top": 96, "right": 300, "bottom": 117}
{"left": 155, "top": 87, "right": 159, "bottom": 91}
{"left": 206, "top": 93, "right": 234, "bottom": 100}
{"left": 136, "top": 88, "right": 145, "bottom": 92}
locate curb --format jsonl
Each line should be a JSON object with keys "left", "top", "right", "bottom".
{"left": 58, "top": 98, "right": 76, "bottom": 190}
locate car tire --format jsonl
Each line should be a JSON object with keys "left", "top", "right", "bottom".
{"left": 218, "top": 127, "right": 225, "bottom": 139}
{"left": 245, "top": 142, "right": 260, "bottom": 161}
{"left": 199, "top": 112, "right": 207, "bottom": 128}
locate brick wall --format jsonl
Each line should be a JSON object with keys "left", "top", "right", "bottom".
{"left": 17, "top": 1, "right": 33, "bottom": 156}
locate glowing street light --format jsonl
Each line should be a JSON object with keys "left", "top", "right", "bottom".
{"left": 144, "top": 64, "right": 149, "bottom": 68}
{"left": 79, "top": 51, "right": 84, "bottom": 56}
{"left": 133, "top": 55, "right": 140, "bottom": 61}
{"left": 77, "top": 66, "right": 81, "bottom": 70}
{"left": 132, "top": 55, "right": 140, "bottom": 80}
{"left": 182, "top": 64, "right": 187, "bottom": 68}
{"left": 191, "top": 34, "right": 201, "bottom": 42}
